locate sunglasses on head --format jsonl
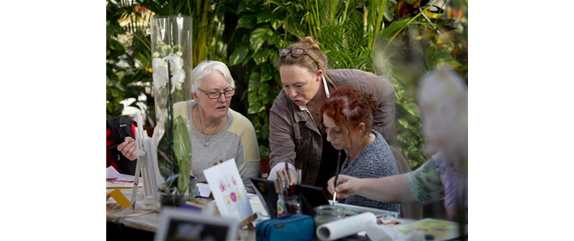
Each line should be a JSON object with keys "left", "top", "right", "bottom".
{"left": 279, "top": 48, "right": 320, "bottom": 68}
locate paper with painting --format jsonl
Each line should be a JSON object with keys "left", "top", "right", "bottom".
{"left": 106, "top": 166, "right": 143, "bottom": 188}
{"left": 203, "top": 158, "right": 252, "bottom": 221}
{"left": 366, "top": 218, "right": 461, "bottom": 241}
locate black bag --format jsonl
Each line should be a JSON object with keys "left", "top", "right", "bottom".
{"left": 106, "top": 116, "right": 137, "bottom": 175}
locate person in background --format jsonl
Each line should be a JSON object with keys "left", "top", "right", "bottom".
{"left": 156, "top": 60, "right": 260, "bottom": 193}
{"left": 268, "top": 36, "right": 399, "bottom": 192}
{"left": 321, "top": 87, "right": 399, "bottom": 212}
{"left": 107, "top": 116, "right": 138, "bottom": 175}
{"left": 328, "top": 66, "right": 468, "bottom": 222}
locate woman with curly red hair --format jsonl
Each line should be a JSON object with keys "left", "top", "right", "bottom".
{"left": 321, "top": 87, "right": 399, "bottom": 212}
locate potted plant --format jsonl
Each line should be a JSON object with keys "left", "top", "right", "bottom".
{"left": 150, "top": 15, "right": 195, "bottom": 207}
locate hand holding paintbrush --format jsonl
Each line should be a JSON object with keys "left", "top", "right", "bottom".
{"left": 277, "top": 162, "right": 298, "bottom": 185}
{"left": 332, "top": 150, "right": 342, "bottom": 204}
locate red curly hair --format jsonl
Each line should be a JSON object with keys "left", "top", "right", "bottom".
{"left": 320, "top": 87, "right": 377, "bottom": 138}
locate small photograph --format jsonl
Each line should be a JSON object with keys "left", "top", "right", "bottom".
{"left": 155, "top": 207, "right": 239, "bottom": 241}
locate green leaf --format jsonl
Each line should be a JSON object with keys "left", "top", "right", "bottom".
{"left": 268, "top": 34, "right": 281, "bottom": 46}
{"left": 237, "top": 14, "right": 256, "bottom": 29}
{"left": 401, "top": 101, "right": 420, "bottom": 117}
{"left": 248, "top": 72, "right": 263, "bottom": 114}
{"left": 248, "top": 101, "right": 262, "bottom": 114}
{"left": 157, "top": 131, "right": 174, "bottom": 179}
{"left": 250, "top": 28, "right": 273, "bottom": 52}
{"left": 271, "top": 20, "right": 282, "bottom": 30}
{"left": 252, "top": 48, "right": 270, "bottom": 65}
{"left": 382, "top": 18, "right": 410, "bottom": 38}
{"left": 173, "top": 115, "right": 192, "bottom": 194}
{"left": 229, "top": 47, "right": 249, "bottom": 66}
{"left": 260, "top": 65, "right": 273, "bottom": 82}
{"left": 398, "top": 118, "right": 409, "bottom": 128}
{"left": 448, "top": 59, "right": 462, "bottom": 68}
{"left": 425, "top": 45, "right": 438, "bottom": 67}
{"left": 256, "top": 11, "right": 275, "bottom": 24}
{"left": 248, "top": 72, "right": 260, "bottom": 93}
{"left": 258, "top": 82, "right": 270, "bottom": 97}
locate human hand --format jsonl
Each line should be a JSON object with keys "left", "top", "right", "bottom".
{"left": 117, "top": 137, "right": 138, "bottom": 161}
{"left": 277, "top": 168, "right": 298, "bottom": 185}
{"left": 327, "top": 174, "right": 360, "bottom": 199}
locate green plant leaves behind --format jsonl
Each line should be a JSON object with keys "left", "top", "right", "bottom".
{"left": 250, "top": 27, "right": 273, "bottom": 52}
{"left": 237, "top": 14, "right": 256, "bottom": 29}
{"left": 252, "top": 48, "right": 274, "bottom": 65}
{"left": 400, "top": 101, "right": 420, "bottom": 117}
{"left": 229, "top": 47, "right": 250, "bottom": 66}
{"left": 256, "top": 10, "right": 275, "bottom": 24}
{"left": 382, "top": 18, "right": 410, "bottom": 38}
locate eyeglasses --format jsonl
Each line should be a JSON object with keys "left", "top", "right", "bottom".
{"left": 198, "top": 88, "right": 235, "bottom": 99}
{"left": 279, "top": 48, "right": 320, "bottom": 68}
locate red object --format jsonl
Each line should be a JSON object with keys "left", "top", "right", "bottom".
{"left": 106, "top": 121, "right": 137, "bottom": 172}
{"left": 106, "top": 129, "right": 119, "bottom": 171}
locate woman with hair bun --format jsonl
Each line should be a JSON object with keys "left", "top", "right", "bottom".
{"left": 320, "top": 87, "right": 399, "bottom": 211}
{"left": 268, "top": 36, "right": 401, "bottom": 193}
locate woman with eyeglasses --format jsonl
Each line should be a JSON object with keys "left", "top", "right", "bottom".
{"left": 321, "top": 87, "right": 399, "bottom": 211}
{"left": 268, "top": 36, "right": 399, "bottom": 193}
{"left": 170, "top": 60, "right": 260, "bottom": 193}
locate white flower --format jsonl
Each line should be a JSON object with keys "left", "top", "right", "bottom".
{"left": 152, "top": 57, "right": 168, "bottom": 88}
{"left": 152, "top": 54, "right": 186, "bottom": 93}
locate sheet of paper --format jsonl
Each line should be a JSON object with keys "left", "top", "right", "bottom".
{"left": 248, "top": 193, "right": 268, "bottom": 218}
{"left": 203, "top": 159, "right": 253, "bottom": 221}
{"left": 366, "top": 218, "right": 461, "bottom": 241}
{"left": 106, "top": 166, "right": 135, "bottom": 182}
{"left": 106, "top": 166, "right": 143, "bottom": 188}
{"left": 395, "top": 218, "right": 460, "bottom": 240}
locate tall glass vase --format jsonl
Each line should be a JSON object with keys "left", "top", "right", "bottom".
{"left": 150, "top": 15, "right": 194, "bottom": 203}
{"left": 150, "top": 15, "right": 193, "bottom": 134}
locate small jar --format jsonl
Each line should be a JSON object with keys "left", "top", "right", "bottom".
{"left": 284, "top": 195, "right": 301, "bottom": 215}
{"left": 313, "top": 205, "right": 344, "bottom": 228}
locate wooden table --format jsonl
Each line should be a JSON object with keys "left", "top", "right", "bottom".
{"left": 106, "top": 187, "right": 265, "bottom": 240}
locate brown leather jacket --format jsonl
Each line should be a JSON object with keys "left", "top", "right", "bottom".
{"left": 269, "top": 69, "right": 396, "bottom": 185}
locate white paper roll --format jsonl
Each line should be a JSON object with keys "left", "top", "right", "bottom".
{"left": 316, "top": 212, "right": 377, "bottom": 241}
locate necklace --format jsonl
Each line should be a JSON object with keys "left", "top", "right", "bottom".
{"left": 197, "top": 107, "right": 221, "bottom": 147}
{"left": 348, "top": 134, "right": 372, "bottom": 165}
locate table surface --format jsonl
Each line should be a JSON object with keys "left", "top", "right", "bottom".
{"left": 106, "top": 187, "right": 266, "bottom": 240}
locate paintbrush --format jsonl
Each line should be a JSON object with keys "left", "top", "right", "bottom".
{"left": 332, "top": 151, "right": 342, "bottom": 204}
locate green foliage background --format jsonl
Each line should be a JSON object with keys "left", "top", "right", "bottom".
{"left": 106, "top": 0, "right": 468, "bottom": 169}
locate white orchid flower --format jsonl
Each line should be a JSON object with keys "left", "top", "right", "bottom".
{"left": 152, "top": 57, "right": 169, "bottom": 88}
{"left": 167, "top": 55, "right": 186, "bottom": 93}
{"left": 152, "top": 55, "right": 186, "bottom": 93}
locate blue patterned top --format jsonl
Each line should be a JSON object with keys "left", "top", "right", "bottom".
{"left": 340, "top": 130, "right": 400, "bottom": 212}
